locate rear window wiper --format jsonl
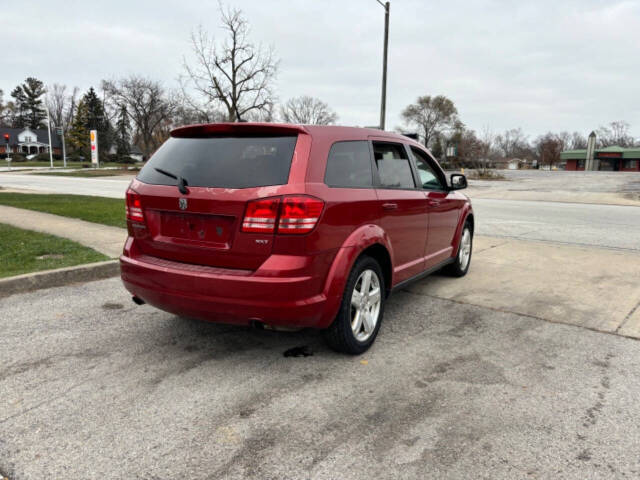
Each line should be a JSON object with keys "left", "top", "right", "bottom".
{"left": 154, "top": 167, "right": 189, "bottom": 194}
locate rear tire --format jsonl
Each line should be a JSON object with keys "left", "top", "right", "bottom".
{"left": 444, "top": 221, "right": 473, "bottom": 277}
{"left": 324, "top": 256, "right": 385, "bottom": 355}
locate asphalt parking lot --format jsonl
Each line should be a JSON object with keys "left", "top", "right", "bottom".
{"left": 2, "top": 170, "right": 640, "bottom": 479}
{"left": 3, "top": 271, "right": 640, "bottom": 479}
{"left": 466, "top": 170, "right": 640, "bottom": 206}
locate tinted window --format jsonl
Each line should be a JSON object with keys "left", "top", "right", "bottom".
{"left": 411, "top": 147, "right": 444, "bottom": 190}
{"left": 138, "top": 136, "right": 297, "bottom": 189}
{"left": 324, "top": 141, "right": 373, "bottom": 188}
{"left": 373, "top": 142, "right": 415, "bottom": 189}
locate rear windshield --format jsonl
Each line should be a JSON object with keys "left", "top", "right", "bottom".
{"left": 137, "top": 136, "right": 298, "bottom": 189}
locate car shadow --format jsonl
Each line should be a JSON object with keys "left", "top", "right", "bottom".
{"left": 148, "top": 314, "right": 330, "bottom": 360}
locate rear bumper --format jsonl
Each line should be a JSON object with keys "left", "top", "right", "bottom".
{"left": 120, "top": 251, "right": 341, "bottom": 328}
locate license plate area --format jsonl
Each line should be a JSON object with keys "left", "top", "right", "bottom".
{"left": 159, "top": 212, "right": 235, "bottom": 248}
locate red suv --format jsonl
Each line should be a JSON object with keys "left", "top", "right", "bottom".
{"left": 121, "top": 123, "right": 473, "bottom": 354}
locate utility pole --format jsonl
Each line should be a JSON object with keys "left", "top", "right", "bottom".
{"left": 57, "top": 127, "right": 67, "bottom": 168}
{"left": 377, "top": 0, "right": 390, "bottom": 130}
{"left": 46, "top": 104, "right": 54, "bottom": 168}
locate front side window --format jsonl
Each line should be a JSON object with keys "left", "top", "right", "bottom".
{"left": 624, "top": 160, "right": 638, "bottom": 169}
{"left": 411, "top": 147, "right": 444, "bottom": 190}
{"left": 372, "top": 142, "right": 415, "bottom": 189}
{"left": 324, "top": 141, "right": 373, "bottom": 188}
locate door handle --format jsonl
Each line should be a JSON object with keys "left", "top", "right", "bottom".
{"left": 382, "top": 203, "right": 398, "bottom": 210}
{"left": 427, "top": 199, "right": 441, "bottom": 207}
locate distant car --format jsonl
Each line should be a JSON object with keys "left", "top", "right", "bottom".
{"left": 120, "top": 123, "right": 473, "bottom": 354}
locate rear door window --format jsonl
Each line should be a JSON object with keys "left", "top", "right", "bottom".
{"left": 324, "top": 141, "right": 373, "bottom": 188}
{"left": 138, "top": 136, "right": 298, "bottom": 189}
{"left": 372, "top": 142, "right": 415, "bottom": 189}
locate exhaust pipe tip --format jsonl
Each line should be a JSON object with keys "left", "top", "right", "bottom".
{"left": 132, "top": 296, "right": 145, "bottom": 306}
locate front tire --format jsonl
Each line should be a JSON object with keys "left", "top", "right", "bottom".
{"left": 444, "top": 222, "right": 473, "bottom": 277}
{"left": 324, "top": 256, "right": 385, "bottom": 355}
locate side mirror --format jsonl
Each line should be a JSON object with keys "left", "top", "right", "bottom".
{"left": 450, "top": 173, "right": 467, "bottom": 190}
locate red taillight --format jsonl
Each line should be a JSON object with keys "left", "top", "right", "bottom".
{"left": 241, "top": 196, "right": 324, "bottom": 235}
{"left": 278, "top": 196, "right": 324, "bottom": 234}
{"left": 126, "top": 189, "right": 144, "bottom": 222}
{"left": 241, "top": 197, "right": 280, "bottom": 233}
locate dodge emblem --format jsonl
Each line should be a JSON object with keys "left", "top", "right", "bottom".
{"left": 179, "top": 198, "right": 188, "bottom": 210}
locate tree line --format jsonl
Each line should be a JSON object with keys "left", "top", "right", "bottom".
{"left": 0, "top": 2, "right": 637, "bottom": 166}
{"left": 400, "top": 95, "right": 639, "bottom": 171}
{"left": 0, "top": 5, "right": 338, "bottom": 162}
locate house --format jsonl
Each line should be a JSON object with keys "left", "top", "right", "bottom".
{"left": 107, "top": 143, "right": 145, "bottom": 162}
{"left": 0, "top": 127, "right": 62, "bottom": 156}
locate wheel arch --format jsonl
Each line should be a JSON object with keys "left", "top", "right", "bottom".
{"left": 358, "top": 243, "right": 392, "bottom": 297}
{"left": 452, "top": 205, "right": 474, "bottom": 257}
{"left": 317, "top": 224, "right": 394, "bottom": 328}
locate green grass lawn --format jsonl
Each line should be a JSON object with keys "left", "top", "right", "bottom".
{"left": 0, "top": 193, "right": 126, "bottom": 228}
{"left": 34, "top": 169, "right": 137, "bottom": 178}
{"left": 0, "top": 223, "right": 109, "bottom": 278}
{"left": 6, "top": 160, "right": 139, "bottom": 168}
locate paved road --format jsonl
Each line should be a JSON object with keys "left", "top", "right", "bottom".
{"left": 3, "top": 277, "right": 640, "bottom": 479}
{"left": 0, "top": 173, "right": 129, "bottom": 198}
{"left": 473, "top": 198, "right": 640, "bottom": 251}
{"left": 2, "top": 173, "right": 640, "bottom": 250}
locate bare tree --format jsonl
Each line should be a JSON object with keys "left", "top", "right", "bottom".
{"left": 496, "top": 127, "right": 529, "bottom": 158}
{"left": 102, "top": 76, "right": 176, "bottom": 157}
{"left": 279, "top": 96, "right": 337, "bottom": 125}
{"left": 181, "top": 4, "right": 278, "bottom": 122}
{"left": 569, "top": 131, "right": 587, "bottom": 150}
{"left": 597, "top": 120, "right": 633, "bottom": 147}
{"left": 401, "top": 95, "right": 459, "bottom": 148}
{"left": 46, "top": 84, "right": 79, "bottom": 133}
{"left": 535, "top": 133, "right": 565, "bottom": 169}
{"left": 473, "top": 126, "right": 497, "bottom": 175}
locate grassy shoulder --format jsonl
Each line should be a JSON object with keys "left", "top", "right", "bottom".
{"left": 0, "top": 192, "right": 126, "bottom": 229}
{"left": 0, "top": 223, "right": 109, "bottom": 278}
{"left": 5, "top": 160, "right": 139, "bottom": 168}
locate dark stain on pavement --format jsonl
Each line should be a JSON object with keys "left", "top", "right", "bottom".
{"left": 576, "top": 449, "right": 592, "bottom": 461}
{"left": 101, "top": 302, "right": 124, "bottom": 310}
{"left": 283, "top": 345, "right": 313, "bottom": 357}
{"left": 424, "top": 354, "right": 507, "bottom": 385}
{"left": 443, "top": 312, "right": 485, "bottom": 337}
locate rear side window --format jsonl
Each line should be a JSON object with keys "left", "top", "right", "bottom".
{"left": 324, "top": 141, "right": 373, "bottom": 188}
{"left": 373, "top": 142, "right": 415, "bottom": 189}
{"left": 138, "top": 136, "right": 298, "bottom": 189}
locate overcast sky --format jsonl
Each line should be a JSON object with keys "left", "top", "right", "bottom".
{"left": 4, "top": 0, "right": 640, "bottom": 139}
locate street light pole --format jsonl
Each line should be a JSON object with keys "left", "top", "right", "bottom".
{"left": 377, "top": 0, "right": 390, "bottom": 130}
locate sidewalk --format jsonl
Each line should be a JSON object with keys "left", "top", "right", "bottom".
{"left": 408, "top": 235, "right": 640, "bottom": 339}
{"left": 0, "top": 205, "right": 126, "bottom": 258}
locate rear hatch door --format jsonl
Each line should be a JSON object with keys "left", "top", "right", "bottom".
{"left": 132, "top": 129, "right": 300, "bottom": 271}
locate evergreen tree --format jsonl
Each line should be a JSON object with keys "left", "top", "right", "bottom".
{"left": 431, "top": 136, "right": 444, "bottom": 159}
{"left": 115, "top": 105, "right": 131, "bottom": 159}
{"left": 68, "top": 99, "right": 90, "bottom": 159}
{"left": 9, "top": 86, "right": 27, "bottom": 128}
{"left": 67, "top": 87, "right": 113, "bottom": 160}
{"left": 10, "top": 77, "right": 46, "bottom": 129}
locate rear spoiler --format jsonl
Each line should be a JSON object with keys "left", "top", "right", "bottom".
{"left": 171, "top": 122, "right": 309, "bottom": 138}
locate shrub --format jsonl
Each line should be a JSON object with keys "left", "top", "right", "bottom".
{"left": 1, "top": 153, "right": 27, "bottom": 162}
{"left": 466, "top": 169, "right": 506, "bottom": 181}
{"left": 32, "top": 152, "right": 62, "bottom": 162}
{"left": 107, "top": 153, "right": 137, "bottom": 164}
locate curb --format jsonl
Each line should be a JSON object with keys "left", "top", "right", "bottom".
{"left": 0, "top": 260, "right": 120, "bottom": 298}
